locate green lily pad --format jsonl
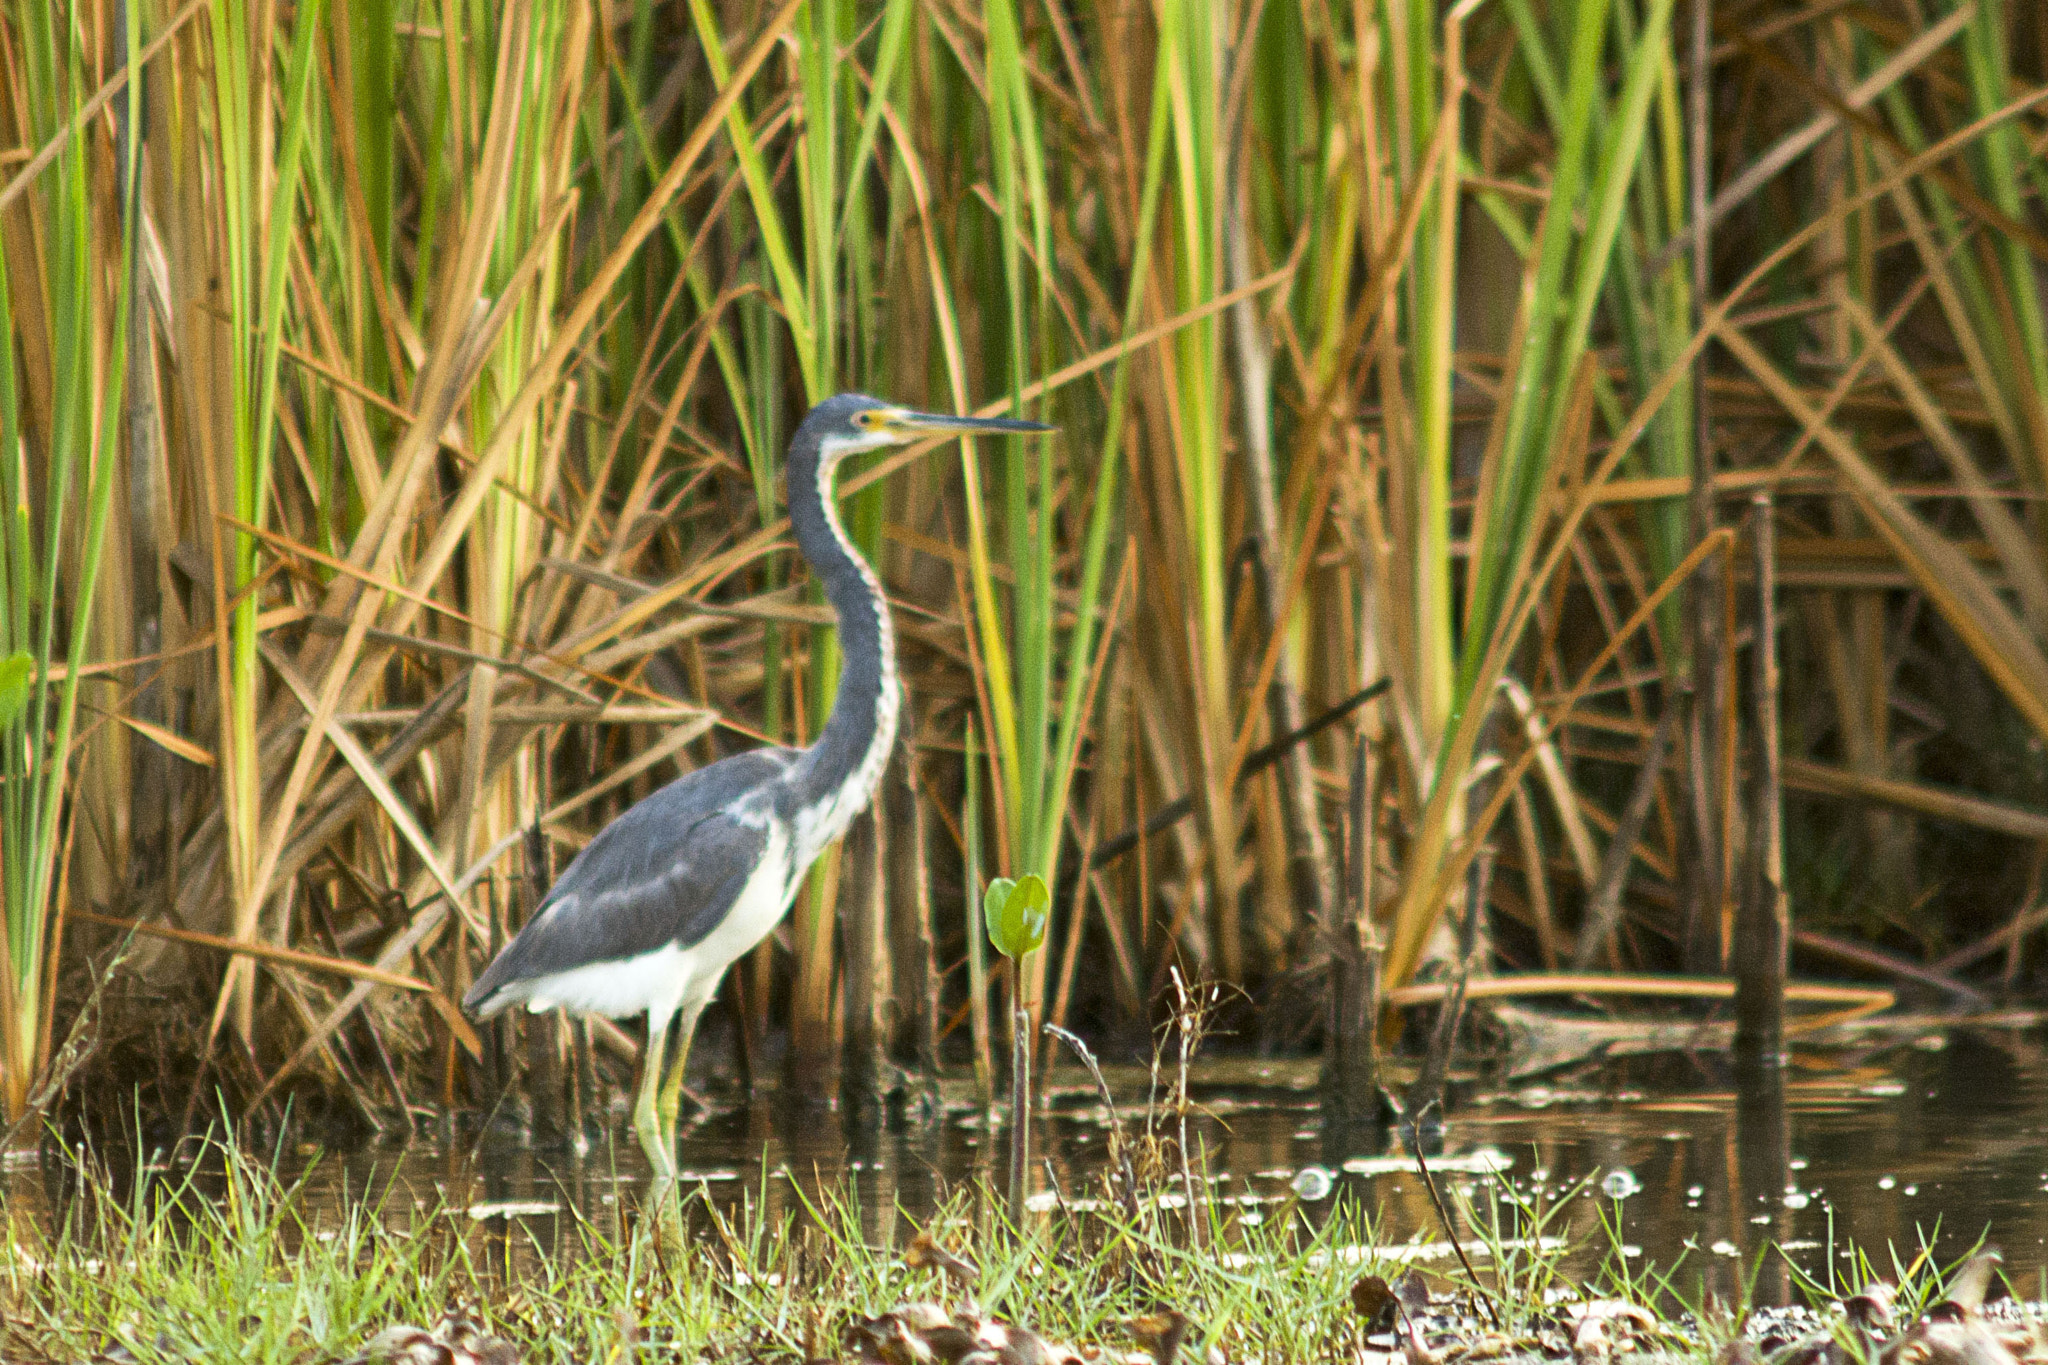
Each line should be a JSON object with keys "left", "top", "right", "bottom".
{"left": 983, "top": 873, "right": 1049, "bottom": 961}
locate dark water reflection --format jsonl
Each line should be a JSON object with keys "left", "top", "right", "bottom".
{"left": 46, "top": 1023, "right": 2048, "bottom": 1292}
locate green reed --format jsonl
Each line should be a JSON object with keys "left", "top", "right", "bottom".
{"left": 0, "top": 6, "right": 137, "bottom": 1119}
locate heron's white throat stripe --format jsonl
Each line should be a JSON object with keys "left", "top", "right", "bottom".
{"left": 795, "top": 449, "right": 901, "bottom": 863}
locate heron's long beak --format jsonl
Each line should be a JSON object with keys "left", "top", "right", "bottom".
{"left": 894, "top": 409, "right": 1055, "bottom": 437}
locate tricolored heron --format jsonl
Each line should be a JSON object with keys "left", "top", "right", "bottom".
{"left": 464, "top": 393, "right": 1050, "bottom": 1176}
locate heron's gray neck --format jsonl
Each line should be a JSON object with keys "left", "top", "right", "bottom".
{"left": 784, "top": 440, "right": 899, "bottom": 840}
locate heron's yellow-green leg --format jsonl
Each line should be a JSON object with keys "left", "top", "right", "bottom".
{"left": 633, "top": 1012, "right": 676, "bottom": 1178}
{"left": 655, "top": 998, "right": 708, "bottom": 1138}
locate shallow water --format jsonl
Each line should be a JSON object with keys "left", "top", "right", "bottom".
{"left": 46, "top": 1021, "right": 2048, "bottom": 1296}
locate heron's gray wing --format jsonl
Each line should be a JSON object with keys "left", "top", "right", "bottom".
{"left": 465, "top": 749, "right": 792, "bottom": 1010}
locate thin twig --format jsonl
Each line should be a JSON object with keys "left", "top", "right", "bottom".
{"left": 1091, "top": 680, "right": 1389, "bottom": 868}
{"left": 1407, "top": 1104, "right": 1501, "bottom": 1331}
{"left": 1045, "top": 1023, "right": 1140, "bottom": 1222}
{"left": 69, "top": 910, "right": 432, "bottom": 992}
{"left": 1572, "top": 699, "right": 1682, "bottom": 970}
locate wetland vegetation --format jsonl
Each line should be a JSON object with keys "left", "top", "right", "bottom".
{"left": 5, "top": 1101, "right": 2044, "bottom": 1365}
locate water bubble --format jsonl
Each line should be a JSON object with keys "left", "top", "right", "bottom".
{"left": 1711, "top": 1240, "right": 1740, "bottom": 1257}
{"left": 1783, "top": 1191, "right": 1811, "bottom": 1210}
{"left": 1903, "top": 1184, "right": 1918, "bottom": 1196}
{"left": 1687, "top": 1185, "right": 1704, "bottom": 1199}
{"left": 1292, "top": 1166, "right": 1335, "bottom": 1202}
{"left": 1878, "top": 1175, "right": 1896, "bottom": 1190}
{"left": 1601, "top": 1168, "right": 1643, "bottom": 1200}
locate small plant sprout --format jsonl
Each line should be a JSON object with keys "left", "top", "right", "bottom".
{"left": 984, "top": 873, "right": 1049, "bottom": 1221}
{"left": 983, "top": 874, "right": 1050, "bottom": 963}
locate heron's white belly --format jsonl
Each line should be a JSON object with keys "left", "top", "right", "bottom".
{"left": 522, "top": 940, "right": 695, "bottom": 1021}
{"left": 522, "top": 825, "right": 797, "bottom": 1022}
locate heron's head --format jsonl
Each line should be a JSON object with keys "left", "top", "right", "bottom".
{"left": 806, "top": 392, "right": 1053, "bottom": 466}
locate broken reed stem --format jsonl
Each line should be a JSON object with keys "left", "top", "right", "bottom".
{"left": 1683, "top": 0, "right": 1722, "bottom": 975}
{"left": 1736, "top": 491, "right": 1787, "bottom": 1063}
{"left": 904, "top": 753, "right": 942, "bottom": 1100}
{"left": 1227, "top": 165, "right": 1338, "bottom": 939}
{"left": 1324, "top": 733, "right": 1378, "bottom": 1126}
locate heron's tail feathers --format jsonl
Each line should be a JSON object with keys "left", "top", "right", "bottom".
{"left": 462, "top": 960, "right": 530, "bottom": 1019}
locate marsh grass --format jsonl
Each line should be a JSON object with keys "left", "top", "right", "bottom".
{"left": 0, "top": 1136, "right": 1343, "bottom": 1360}
{"left": 0, "top": 1131, "right": 1654, "bottom": 1364}
{"left": 10, "top": 1126, "right": 2022, "bottom": 1363}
